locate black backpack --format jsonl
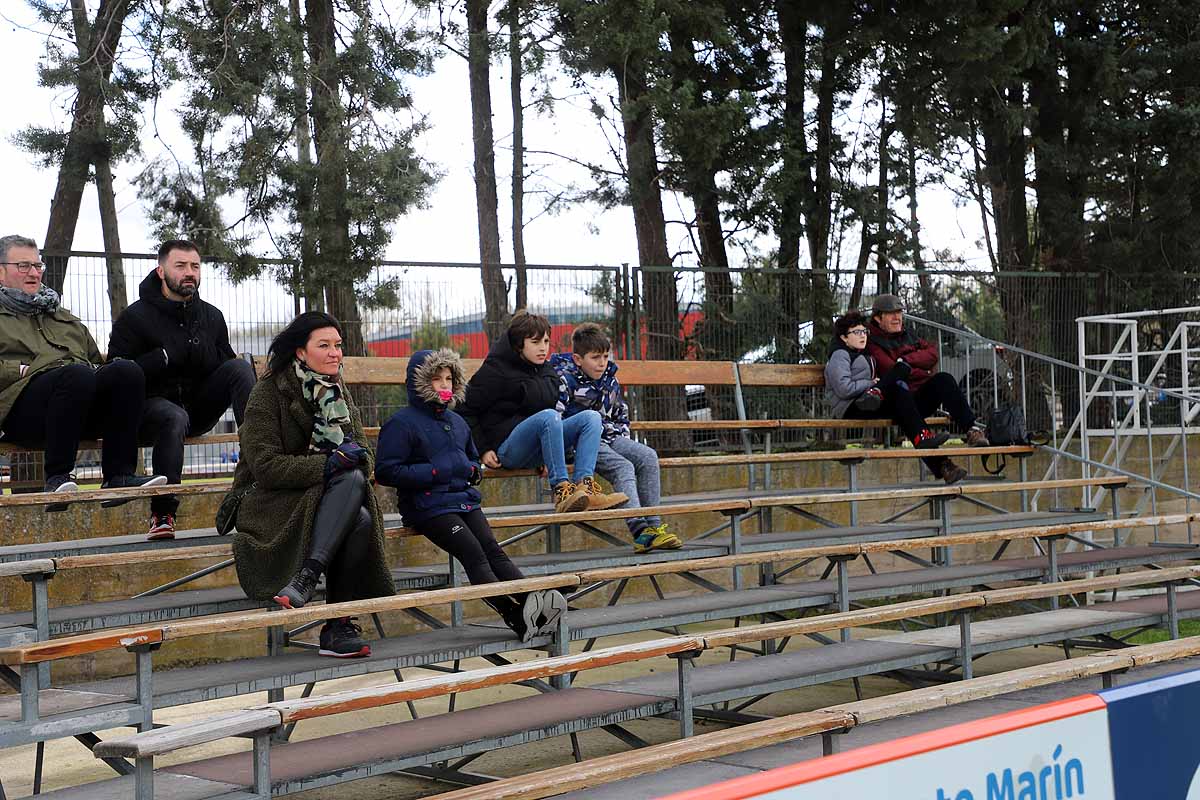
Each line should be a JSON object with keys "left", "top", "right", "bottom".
{"left": 981, "top": 405, "right": 1047, "bottom": 475}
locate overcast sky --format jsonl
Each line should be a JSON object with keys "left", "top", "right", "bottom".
{"left": 0, "top": 2, "right": 990, "bottom": 332}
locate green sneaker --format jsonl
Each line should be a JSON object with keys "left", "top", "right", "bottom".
{"left": 634, "top": 524, "right": 683, "bottom": 554}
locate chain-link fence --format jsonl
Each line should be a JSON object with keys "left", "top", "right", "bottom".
{"left": 15, "top": 253, "right": 1178, "bottom": 474}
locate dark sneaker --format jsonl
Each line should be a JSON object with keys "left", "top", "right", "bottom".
{"left": 318, "top": 617, "right": 370, "bottom": 658}
{"left": 273, "top": 566, "right": 320, "bottom": 610}
{"left": 147, "top": 513, "right": 176, "bottom": 541}
{"left": 99, "top": 474, "right": 169, "bottom": 508}
{"left": 965, "top": 428, "right": 990, "bottom": 447}
{"left": 44, "top": 473, "right": 79, "bottom": 513}
{"left": 533, "top": 590, "right": 568, "bottom": 637}
{"left": 484, "top": 595, "right": 529, "bottom": 641}
{"left": 913, "top": 430, "right": 952, "bottom": 450}
{"left": 939, "top": 459, "right": 968, "bottom": 485}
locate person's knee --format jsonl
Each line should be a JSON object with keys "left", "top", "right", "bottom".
{"left": 158, "top": 404, "right": 189, "bottom": 439}
{"left": 530, "top": 408, "right": 560, "bottom": 428}
{"left": 97, "top": 360, "right": 146, "bottom": 400}
{"left": 56, "top": 363, "right": 98, "bottom": 391}
{"left": 578, "top": 410, "right": 602, "bottom": 429}
{"left": 222, "top": 358, "right": 257, "bottom": 388}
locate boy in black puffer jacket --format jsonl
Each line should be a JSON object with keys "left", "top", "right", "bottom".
{"left": 376, "top": 348, "right": 566, "bottom": 642}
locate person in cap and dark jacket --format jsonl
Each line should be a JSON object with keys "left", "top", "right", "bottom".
{"left": 864, "top": 294, "right": 989, "bottom": 484}
{"left": 375, "top": 348, "right": 567, "bottom": 642}
{"left": 827, "top": 310, "right": 952, "bottom": 474}
{"left": 108, "top": 240, "right": 256, "bottom": 538}
{"left": 0, "top": 234, "right": 166, "bottom": 511}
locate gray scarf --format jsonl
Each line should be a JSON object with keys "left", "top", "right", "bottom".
{"left": 0, "top": 285, "right": 60, "bottom": 316}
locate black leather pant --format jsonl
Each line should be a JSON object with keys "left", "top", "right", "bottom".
{"left": 310, "top": 468, "right": 373, "bottom": 604}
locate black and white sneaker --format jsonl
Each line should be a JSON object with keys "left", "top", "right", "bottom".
{"left": 44, "top": 473, "right": 79, "bottom": 513}
{"left": 535, "top": 590, "right": 568, "bottom": 636}
{"left": 99, "top": 474, "right": 168, "bottom": 508}
{"left": 318, "top": 617, "right": 371, "bottom": 658}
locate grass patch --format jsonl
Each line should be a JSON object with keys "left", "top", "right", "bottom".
{"left": 1115, "top": 618, "right": 1200, "bottom": 645}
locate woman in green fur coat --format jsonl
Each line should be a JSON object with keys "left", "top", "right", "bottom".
{"left": 227, "top": 311, "right": 395, "bottom": 658}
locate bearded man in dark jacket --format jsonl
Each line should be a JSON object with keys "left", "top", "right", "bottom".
{"left": 108, "top": 240, "right": 256, "bottom": 538}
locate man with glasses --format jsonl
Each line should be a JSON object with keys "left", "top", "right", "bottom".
{"left": 865, "top": 294, "right": 990, "bottom": 482}
{"left": 0, "top": 234, "right": 166, "bottom": 509}
{"left": 108, "top": 240, "right": 256, "bottom": 538}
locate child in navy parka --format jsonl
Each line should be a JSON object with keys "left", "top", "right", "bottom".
{"left": 375, "top": 348, "right": 566, "bottom": 642}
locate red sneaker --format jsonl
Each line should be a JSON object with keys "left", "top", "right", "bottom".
{"left": 147, "top": 513, "right": 176, "bottom": 540}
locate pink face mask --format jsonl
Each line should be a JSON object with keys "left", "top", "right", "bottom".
{"left": 437, "top": 389, "right": 453, "bottom": 403}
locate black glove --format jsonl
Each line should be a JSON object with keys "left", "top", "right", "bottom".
{"left": 324, "top": 441, "right": 366, "bottom": 482}
{"left": 889, "top": 359, "right": 912, "bottom": 380}
{"left": 468, "top": 464, "right": 483, "bottom": 486}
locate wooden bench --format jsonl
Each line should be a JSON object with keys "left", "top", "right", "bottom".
{"left": 1, "top": 510, "right": 1193, "bottom": 756}
{"left": 76, "top": 565, "right": 1200, "bottom": 800}
{"left": 0, "top": 474, "right": 1123, "bottom": 655}
{"left": 425, "top": 636, "right": 1200, "bottom": 800}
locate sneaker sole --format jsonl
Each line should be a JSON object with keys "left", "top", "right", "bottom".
{"left": 537, "top": 591, "right": 568, "bottom": 636}
{"left": 584, "top": 492, "right": 629, "bottom": 511}
{"left": 521, "top": 593, "right": 544, "bottom": 643}
{"left": 635, "top": 534, "right": 683, "bottom": 554}
{"left": 100, "top": 475, "right": 170, "bottom": 508}
{"left": 147, "top": 530, "right": 176, "bottom": 541}
{"left": 554, "top": 493, "right": 590, "bottom": 513}
{"left": 272, "top": 593, "right": 304, "bottom": 610}
{"left": 318, "top": 646, "right": 371, "bottom": 658}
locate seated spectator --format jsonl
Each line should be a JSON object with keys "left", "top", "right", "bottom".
{"left": 550, "top": 323, "right": 681, "bottom": 554}
{"left": 108, "top": 239, "right": 256, "bottom": 539}
{"left": 827, "top": 310, "right": 958, "bottom": 479}
{"left": 376, "top": 348, "right": 567, "bottom": 642}
{"left": 224, "top": 311, "right": 394, "bottom": 658}
{"left": 864, "top": 295, "right": 991, "bottom": 483}
{"left": 459, "top": 311, "right": 626, "bottom": 513}
{"left": 0, "top": 234, "right": 166, "bottom": 510}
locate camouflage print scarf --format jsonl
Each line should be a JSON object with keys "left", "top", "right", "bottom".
{"left": 294, "top": 359, "right": 351, "bottom": 452}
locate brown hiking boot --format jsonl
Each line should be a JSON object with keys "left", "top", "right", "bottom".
{"left": 939, "top": 459, "right": 968, "bottom": 485}
{"left": 965, "top": 428, "right": 990, "bottom": 447}
{"left": 553, "top": 481, "right": 590, "bottom": 513}
{"left": 577, "top": 475, "right": 629, "bottom": 511}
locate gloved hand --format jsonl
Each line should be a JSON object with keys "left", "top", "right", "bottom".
{"left": 324, "top": 441, "right": 367, "bottom": 482}
{"left": 888, "top": 359, "right": 912, "bottom": 380}
{"left": 468, "top": 464, "right": 483, "bottom": 486}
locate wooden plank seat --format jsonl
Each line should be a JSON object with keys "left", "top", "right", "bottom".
{"left": 428, "top": 638, "right": 1200, "bottom": 800}
{"left": 0, "top": 474, "right": 1120, "bottom": 649}
{"left": 12, "top": 532, "right": 1192, "bottom": 729}
{"left": 73, "top": 566, "right": 1200, "bottom": 800}
{"left": 1, "top": 513, "right": 1192, "bottom": 753}
{"left": 0, "top": 441, "right": 1040, "bottom": 513}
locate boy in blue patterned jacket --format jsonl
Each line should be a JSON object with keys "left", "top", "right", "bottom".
{"left": 550, "top": 324, "right": 682, "bottom": 554}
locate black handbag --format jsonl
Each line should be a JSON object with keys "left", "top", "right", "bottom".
{"left": 215, "top": 482, "right": 255, "bottom": 535}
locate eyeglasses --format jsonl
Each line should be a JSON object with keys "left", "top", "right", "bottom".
{"left": 0, "top": 262, "right": 45, "bottom": 273}
{"left": 846, "top": 328, "right": 869, "bottom": 336}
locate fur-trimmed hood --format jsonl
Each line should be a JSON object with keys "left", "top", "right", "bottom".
{"left": 407, "top": 348, "right": 467, "bottom": 411}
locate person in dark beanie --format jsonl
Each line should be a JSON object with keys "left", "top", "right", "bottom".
{"left": 376, "top": 348, "right": 567, "bottom": 642}
{"left": 827, "top": 310, "right": 952, "bottom": 476}
{"left": 223, "top": 311, "right": 394, "bottom": 658}
{"left": 459, "top": 310, "right": 626, "bottom": 513}
{"left": 108, "top": 240, "right": 256, "bottom": 538}
{"left": 0, "top": 234, "right": 166, "bottom": 511}
{"left": 865, "top": 294, "right": 989, "bottom": 484}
